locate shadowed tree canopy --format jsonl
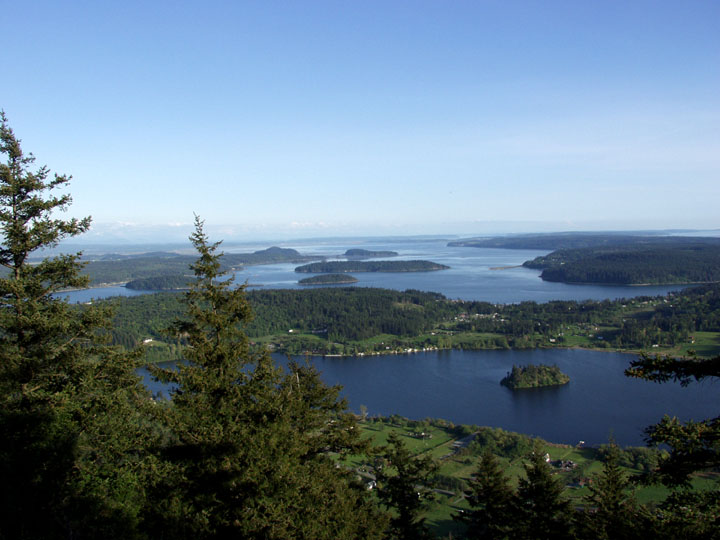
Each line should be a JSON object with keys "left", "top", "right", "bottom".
{"left": 375, "top": 431, "right": 438, "bottom": 539}
{"left": 579, "top": 443, "right": 651, "bottom": 540}
{"left": 514, "top": 443, "right": 575, "bottom": 540}
{"left": 0, "top": 111, "right": 155, "bottom": 539}
{"left": 458, "top": 449, "right": 515, "bottom": 539}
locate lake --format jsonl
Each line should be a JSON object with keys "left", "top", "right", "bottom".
{"left": 62, "top": 239, "right": 685, "bottom": 304}
{"left": 139, "top": 348, "right": 719, "bottom": 447}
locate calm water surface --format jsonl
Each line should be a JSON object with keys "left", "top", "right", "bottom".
{"left": 140, "top": 348, "right": 719, "bottom": 447}
{"left": 65, "top": 239, "right": 685, "bottom": 304}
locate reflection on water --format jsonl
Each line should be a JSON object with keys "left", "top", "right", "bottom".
{"left": 510, "top": 383, "right": 569, "bottom": 418}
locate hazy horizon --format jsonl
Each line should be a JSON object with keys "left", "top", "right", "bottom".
{"left": 39, "top": 225, "right": 719, "bottom": 257}
{"left": 72, "top": 220, "right": 720, "bottom": 246}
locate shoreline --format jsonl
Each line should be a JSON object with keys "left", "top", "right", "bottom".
{"left": 250, "top": 343, "right": 653, "bottom": 361}
{"left": 142, "top": 341, "right": 691, "bottom": 367}
{"left": 57, "top": 281, "right": 128, "bottom": 292}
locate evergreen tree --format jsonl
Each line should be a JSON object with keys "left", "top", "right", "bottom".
{"left": 513, "top": 443, "right": 574, "bottom": 540}
{"left": 459, "top": 449, "right": 515, "bottom": 539}
{"left": 579, "top": 443, "right": 646, "bottom": 540}
{"left": 146, "top": 216, "right": 387, "bottom": 539}
{"left": 375, "top": 431, "right": 438, "bottom": 539}
{"left": 652, "top": 488, "right": 720, "bottom": 540}
{"left": 0, "top": 111, "right": 154, "bottom": 539}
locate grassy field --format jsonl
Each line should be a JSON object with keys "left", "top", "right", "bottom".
{"left": 346, "top": 417, "right": 719, "bottom": 538}
{"left": 675, "top": 331, "right": 720, "bottom": 357}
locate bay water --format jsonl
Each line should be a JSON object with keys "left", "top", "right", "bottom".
{"left": 63, "top": 239, "right": 685, "bottom": 304}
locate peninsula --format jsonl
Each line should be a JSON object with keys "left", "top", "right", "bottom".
{"left": 449, "top": 233, "right": 720, "bottom": 285}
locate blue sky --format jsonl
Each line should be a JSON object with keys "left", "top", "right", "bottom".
{"left": 3, "top": 1, "right": 719, "bottom": 242}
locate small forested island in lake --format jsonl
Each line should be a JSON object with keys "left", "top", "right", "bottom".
{"left": 298, "top": 274, "right": 359, "bottom": 285}
{"left": 344, "top": 248, "right": 398, "bottom": 258}
{"left": 295, "top": 260, "right": 449, "bottom": 273}
{"left": 501, "top": 364, "right": 570, "bottom": 389}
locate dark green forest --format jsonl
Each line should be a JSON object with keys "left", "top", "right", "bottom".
{"left": 101, "top": 283, "right": 720, "bottom": 359}
{"left": 524, "top": 243, "right": 720, "bottom": 285}
{"left": 125, "top": 274, "right": 194, "bottom": 290}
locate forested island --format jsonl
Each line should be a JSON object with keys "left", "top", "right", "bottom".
{"left": 450, "top": 233, "right": 720, "bottom": 285}
{"left": 295, "top": 260, "right": 450, "bottom": 273}
{"left": 501, "top": 364, "right": 570, "bottom": 389}
{"left": 298, "top": 273, "right": 359, "bottom": 285}
{"left": 344, "top": 248, "right": 398, "bottom": 258}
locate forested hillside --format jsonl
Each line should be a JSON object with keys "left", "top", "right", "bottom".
{"left": 105, "top": 288, "right": 454, "bottom": 350}
{"left": 125, "top": 274, "right": 194, "bottom": 290}
{"left": 103, "top": 283, "right": 720, "bottom": 360}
